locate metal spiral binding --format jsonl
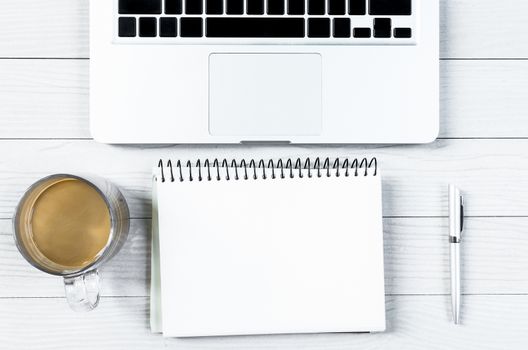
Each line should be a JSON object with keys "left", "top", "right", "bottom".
{"left": 157, "top": 157, "right": 377, "bottom": 182}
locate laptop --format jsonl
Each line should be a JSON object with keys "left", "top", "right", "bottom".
{"left": 90, "top": 0, "right": 439, "bottom": 144}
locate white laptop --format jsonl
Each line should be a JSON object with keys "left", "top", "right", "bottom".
{"left": 90, "top": 0, "right": 439, "bottom": 143}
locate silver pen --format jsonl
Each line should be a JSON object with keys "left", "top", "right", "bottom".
{"left": 448, "top": 185, "right": 464, "bottom": 324}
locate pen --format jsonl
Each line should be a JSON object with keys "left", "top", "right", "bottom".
{"left": 448, "top": 185, "right": 464, "bottom": 324}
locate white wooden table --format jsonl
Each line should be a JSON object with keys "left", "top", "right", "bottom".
{"left": 1, "top": 1, "right": 528, "bottom": 348}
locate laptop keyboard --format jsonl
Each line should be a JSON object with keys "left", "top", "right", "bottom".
{"left": 116, "top": 0, "right": 416, "bottom": 43}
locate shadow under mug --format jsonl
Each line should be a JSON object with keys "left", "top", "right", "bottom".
{"left": 13, "top": 174, "right": 130, "bottom": 311}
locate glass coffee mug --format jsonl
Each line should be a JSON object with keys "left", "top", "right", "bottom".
{"left": 13, "top": 174, "right": 129, "bottom": 311}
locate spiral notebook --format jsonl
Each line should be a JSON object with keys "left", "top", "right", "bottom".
{"left": 151, "top": 157, "right": 386, "bottom": 337}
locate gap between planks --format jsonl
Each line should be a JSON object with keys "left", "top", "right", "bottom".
{"left": 3, "top": 137, "right": 528, "bottom": 141}
{"left": 3, "top": 293, "right": 528, "bottom": 300}
{"left": 1, "top": 216, "right": 528, "bottom": 225}
{"left": 1, "top": 57, "right": 528, "bottom": 60}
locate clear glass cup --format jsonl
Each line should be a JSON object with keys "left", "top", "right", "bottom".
{"left": 13, "top": 174, "right": 129, "bottom": 311}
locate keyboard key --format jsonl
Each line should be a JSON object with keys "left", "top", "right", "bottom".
{"left": 181, "top": 17, "right": 203, "bottom": 37}
{"left": 329, "top": 0, "right": 345, "bottom": 15}
{"left": 139, "top": 17, "right": 158, "bottom": 38}
{"left": 185, "top": 0, "right": 203, "bottom": 14}
{"left": 308, "top": 0, "right": 325, "bottom": 15}
{"left": 308, "top": 18, "right": 330, "bottom": 38}
{"left": 119, "top": 0, "right": 161, "bottom": 14}
{"left": 373, "top": 18, "right": 391, "bottom": 38}
{"left": 118, "top": 17, "right": 136, "bottom": 37}
{"left": 369, "top": 0, "right": 411, "bottom": 15}
{"left": 206, "top": 18, "right": 304, "bottom": 38}
{"left": 288, "top": 0, "right": 305, "bottom": 15}
{"left": 353, "top": 27, "right": 371, "bottom": 38}
{"left": 206, "top": 0, "right": 223, "bottom": 14}
{"left": 333, "top": 18, "right": 350, "bottom": 38}
{"left": 160, "top": 17, "right": 177, "bottom": 36}
{"left": 165, "top": 0, "right": 182, "bottom": 14}
{"left": 349, "top": 0, "right": 366, "bottom": 15}
{"left": 247, "top": 0, "right": 264, "bottom": 14}
{"left": 139, "top": 17, "right": 157, "bottom": 37}
{"left": 226, "top": 0, "right": 243, "bottom": 14}
{"left": 268, "top": 0, "right": 285, "bottom": 15}
{"left": 394, "top": 27, "right": 411, "bottom": 38}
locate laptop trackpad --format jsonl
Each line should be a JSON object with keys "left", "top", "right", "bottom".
{"left": 209, "top": 54, "right": 322, "bottom": 137}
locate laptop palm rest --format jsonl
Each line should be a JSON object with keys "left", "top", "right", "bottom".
{"left": 208, "top": 53, "right": 322, "bottom": 137}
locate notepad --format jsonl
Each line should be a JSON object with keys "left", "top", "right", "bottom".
{"left": 151, "top": 158, "right": 386, "bottom": 337}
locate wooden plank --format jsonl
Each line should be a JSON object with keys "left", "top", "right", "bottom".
{"left": 0, "top": 219, "right": 150, "bottom": 298}
{"left": 2, "top": 60, "right": 528, "bottom": 139}
{"left": 384, "top": 217, "right": 528, "bottom": 295}
{"left": 0, "top": 295, "right": 527, "bottom": 349}
{"left": 440, "top": 0, "right": 528, "bottom": 58}
{"left": 440, "top": 60, "right": 528, "bottom": 138}
{"left": 0, "top": 0, "right": 88, "bottom": 58}
{"left": 0, "top": 59, "right": 89, "bottom": 139}
{"left": 0, "top": 139, "right": 527, "bottom": 218}
{"left": 2, "top": 217, "right": 528, "bottom": 297}
{"left": 1, "top": 1, "right": 528, "bottom": 58}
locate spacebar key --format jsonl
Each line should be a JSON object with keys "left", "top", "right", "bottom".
{"left": 206, "top": 18, "right": 304, "bottom": 37}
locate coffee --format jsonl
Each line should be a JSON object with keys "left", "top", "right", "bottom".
{"left": 29, "top": 178, "right": 111, "bottom": 269}
{"left": 14, "top": 174, "right": 129, "bottom": 311}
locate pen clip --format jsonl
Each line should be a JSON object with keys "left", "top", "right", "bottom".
{"left": 448, "top": 185, "right": 463, "bottom": 242}
{"left": 459, "top": 197, "right": 464, "bottom": 234}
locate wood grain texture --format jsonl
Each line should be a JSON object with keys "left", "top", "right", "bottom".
{"left": 0, "top": 139, "right": 527, "bottom": 219}
{"left": 440, "top": 60, "right": 528, "bottom": 138}
{"left": 2, "top": 217, "right": 528, "bottom": 298}
{"left": 1, "top": 1, "right": 528, "bottom": 347}
{"left": 0, "top": 0, "right": 88, "bottom": 58}
{"left": 440, "top": 0, "right": 528, "bottom": 58}
{"left": 1, "top": 60, "right": 528, "bottom": 139}
{"left": 1, "top": 0, "right": 528, "bottom": 58}
{"left": 1, "top": 295, "right": 527, "bottom": 349}
{"left": 0, "top": 219, "right": 150, "bottom": 298}
{"left": 0, "top": 59, "right": 89, "bottom": 139}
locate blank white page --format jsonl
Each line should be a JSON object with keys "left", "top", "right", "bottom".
{"left": 156, "top": 168, "right": 385, "bottom": 337}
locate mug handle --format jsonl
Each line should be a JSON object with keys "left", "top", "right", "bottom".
{"left": 64, "top": 270, "right": 100, "bottom": 312}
